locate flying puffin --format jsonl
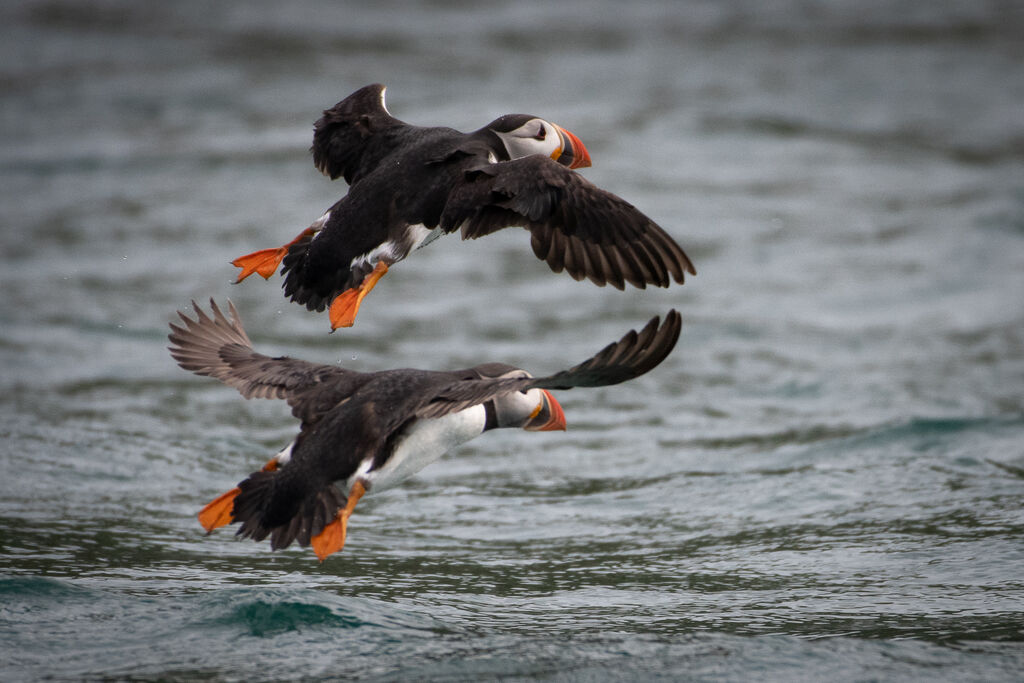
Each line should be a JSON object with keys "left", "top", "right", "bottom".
{"left": 168, "top": 300, "right": 682, "bottom": 561}
{"left": 232, "top": 84, "right": 695, "bottom": 329}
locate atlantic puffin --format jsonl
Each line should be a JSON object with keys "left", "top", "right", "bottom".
{"left": 232, "top": 84, "right": 695, "bottom": 329}
{"left": 168, "top": 300, "right": 681, "bottom": 560}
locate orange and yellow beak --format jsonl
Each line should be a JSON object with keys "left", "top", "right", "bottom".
{"left": 552, "top": 124, "right": 592, "bottom": 169}
{"left": 524, "top": 389, "right": 567, "bottom": 432}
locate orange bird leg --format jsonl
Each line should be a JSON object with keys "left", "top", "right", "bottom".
{"left": 232, "top": 227, "right": 316, "bottom": 283}
{"left": 198, "top": 487, "right": 241, "bottom": 534}
{"left": 310, "top": 480, "right": 367, "bottom": 562}
{"left": 328, "top": 262, "right": 389, "bottom": 330}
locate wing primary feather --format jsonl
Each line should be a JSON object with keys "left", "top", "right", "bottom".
{"left": 608, "top": 243, "right": 643, "bottom": 290}
{"left": 532, "top": 310, "right": 682, "bottom": 390}
{"left": 409, "top": 310, "right": 680, "bottom": 422}
{"left": 573, "top": 236, "right": 595, "bottom": 283}
{"left": 592, "top": 240, "right": 625, "bottom": 289}
{"left": 641, "top": 235, "right": 674, "bottom": 287}
{"left": 649, "top": 225, "right": 696, "bottom": 283}
{"left": 169, "top": 300, "right": 363, "bottom": 424}
{"left": 563, "top": 233, "right": 581, "bottom": 280}
{"left": 546, "top": 230, "right": 567, "bottom": 274}
{"left": 581, "top": 241, "right": 611, "bottom": 287}
{"left": 622, "top": 235, "right": 660, "bottom": 287}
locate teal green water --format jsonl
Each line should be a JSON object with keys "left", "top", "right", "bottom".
{"left": 2, "top": 1, "right": 1024, "bottom": 680}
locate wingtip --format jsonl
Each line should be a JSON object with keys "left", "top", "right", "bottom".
{"left": 627, "top": 308, "right": 683, "bottom": 377}
{"left": 664, "top": 308, "right": 682, "bottom": 330}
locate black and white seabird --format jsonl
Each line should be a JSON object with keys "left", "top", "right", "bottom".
{"left": 232, "top": 83, "right": 695, "bottom": 329}
{"left": 168, "top": 300, "right": 682, "bottom": 561}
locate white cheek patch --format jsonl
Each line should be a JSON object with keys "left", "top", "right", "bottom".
{"left": 536, "top": 121, "right": 562, "bottom": 159}
{"left": 525, "top": 388, "right": 545, "bottom": 419}
{"left": 495, "top": 122, "right": 561, "bottom": 161}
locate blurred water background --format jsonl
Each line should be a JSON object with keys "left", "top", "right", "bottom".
{"left": 2, "top": 0, "right": 1023, "bottom": 680}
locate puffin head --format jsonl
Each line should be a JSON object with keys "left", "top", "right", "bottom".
{"left": 485, "top": 114, "right": 592, "bottom": 169}
{"left": 472, "top": 364, "right": 567, "bottom": 432}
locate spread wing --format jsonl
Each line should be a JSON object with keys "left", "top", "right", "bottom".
{"left": 415, "top": 310, "right": 682, "bottom": 420}
{"left": 311, "top": 83, "right": 410, "bottom": 185}
{"left": 440, "top": 157, "right": 696, "bottom": 290}
{"left": 167, "top": 300, "right": 368, "bottom": 426}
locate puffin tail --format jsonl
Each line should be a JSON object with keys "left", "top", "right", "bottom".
{"left": 280, "top": 230, "right": 359, "bottom": 314}
{"left": 227, "top": 469, "right": 347, "bottom": 554}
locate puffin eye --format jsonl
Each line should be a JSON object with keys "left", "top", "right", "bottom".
{"left": 534, "top": 123, "right": 546, "bottom": 141}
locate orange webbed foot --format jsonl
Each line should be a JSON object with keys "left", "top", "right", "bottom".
{"left": 327, "top": 262, "right": 389, "bottom": 330}
{"left": 309, "top": 481, "right": 366, "bottom": 562}
{"left": 232, "top": 247, "right": 288, "bottom": 282}
{"left": 328, "top": 289, "right": 361, "bottom": 329}
{"left": 311, "top": 513, "right": 347, "bottom": 562}
{"left": 198, "top": 487, "right": 241, "bottom": 533}
{"left": 232, "top": 227, "right": 317, "bottom": 283}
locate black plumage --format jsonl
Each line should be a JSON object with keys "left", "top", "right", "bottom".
{"left": 441, "top": 156, "right": 693, "bottom": 289}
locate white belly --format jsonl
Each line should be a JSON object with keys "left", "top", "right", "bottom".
{"left": 355, "top": 405, "right": 486, "bottom": 493}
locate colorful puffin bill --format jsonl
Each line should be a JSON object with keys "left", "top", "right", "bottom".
{"left": 232, "top": 84, "right": 695, "bottom": 329}
{"left": 169, "top": 300, "right": 682, "bottom": 561}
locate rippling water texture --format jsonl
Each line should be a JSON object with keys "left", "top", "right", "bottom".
{"left": 2, "top": 1, "right": 1023, "bottom": 680}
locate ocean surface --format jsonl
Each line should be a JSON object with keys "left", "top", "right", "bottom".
{"left": 2, "top": 0, "right": 1023, "bottom": 680}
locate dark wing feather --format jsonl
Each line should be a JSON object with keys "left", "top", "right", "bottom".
{"left": 415, "top": 310, "right": 682, "bottom": 420}
{"left": 535, "top": 309, "right": 682, "bottom": 389}
{"left": 440, "top": 157, "right": 696, "bottom": 290}
{"left": 311, "top": 83, "right": 408, "bottom": 184}
{"left": 167, "top": 300, "right": 367, "bottom": 425}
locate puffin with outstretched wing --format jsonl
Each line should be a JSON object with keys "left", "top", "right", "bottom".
{"left": 169, "top": 300, "right": 681, "bottom": 561}
{"left": 232, "top": 84, "right": 694, "bottom": 329}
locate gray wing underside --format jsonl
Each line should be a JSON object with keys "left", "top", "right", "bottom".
{"left": 168, "top": 300, "right": 367, "bottom": 425}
